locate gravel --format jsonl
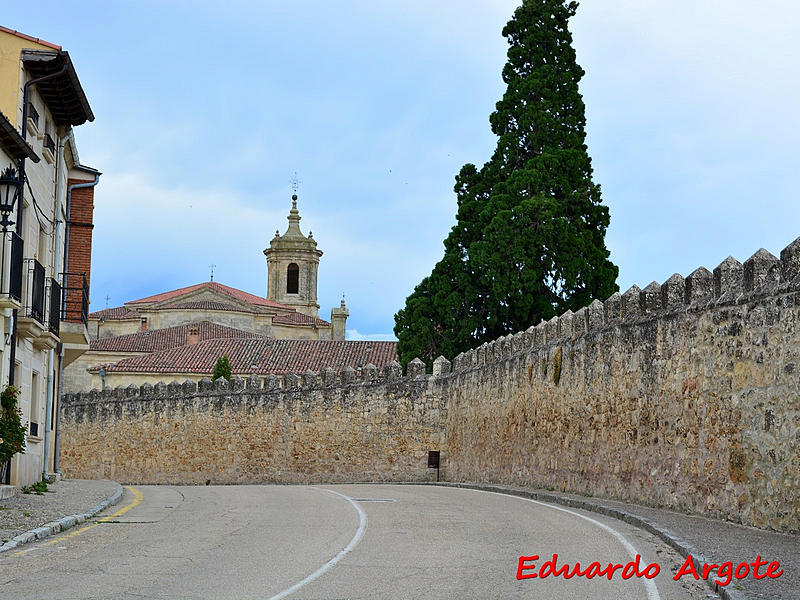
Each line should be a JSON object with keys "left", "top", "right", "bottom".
{"left": 0, "top": 478, "right": 119, "bottom": 543}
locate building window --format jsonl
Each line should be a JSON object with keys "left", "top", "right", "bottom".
{"left": 30, "top": 371, "right": 39, "bottom": 437}
{"left": 286, "top": 263, "right": 299, "bottom": 294}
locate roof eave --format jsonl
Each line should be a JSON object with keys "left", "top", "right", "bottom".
{"left": 0, "top": 111, "right": 39, "bottom": 162}
{"left": 21, "top": 50, "right": 94, "bottom": 127}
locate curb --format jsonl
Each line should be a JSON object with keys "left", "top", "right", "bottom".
{"left": 431, "top": 482, "right": 749, "bottom": 600}
{"left": 0, "top": 482, "right": 124, "bottom": 555}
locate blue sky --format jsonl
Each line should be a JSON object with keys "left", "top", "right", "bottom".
{"left": 5, "top": 1, "right": 799, "bottom": 340}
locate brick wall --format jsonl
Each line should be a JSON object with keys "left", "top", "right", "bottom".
{"left": 64, "top": 178, "right": 95, "bottom": 322}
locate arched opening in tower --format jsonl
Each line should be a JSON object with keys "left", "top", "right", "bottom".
{"left": 287, "top": 263, "right": 299, "bottom": 294}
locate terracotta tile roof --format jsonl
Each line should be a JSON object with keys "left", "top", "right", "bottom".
{"left": 0, "top": 26, "right": 61, "bottom": 50}
{"left": 272, "top": 312, "right": 330, "bottom": 327}
{"left": 93, "top": 339, "right": 398, "bottom": 375}
{"left": 88, "top": 306, "right": 141, "bottom": 320}
{"left": 157, "top": 301, "right": 255, "bottom": 313}
{"left": 127, "top": 281, "right": 289, "bottom": 310}
{"left": 89, "top": 321, "right": 264, "bottom": 353}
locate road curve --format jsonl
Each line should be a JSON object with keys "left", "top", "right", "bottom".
{"left": 0, "top": 484, "right": 710, "bottom": 599}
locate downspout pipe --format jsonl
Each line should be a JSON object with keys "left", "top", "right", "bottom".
{"left": 8, "top": 61, "right": 69, "bottom": 388}
{"left": 54, "top": 170, "right": 100, "bottom": 474}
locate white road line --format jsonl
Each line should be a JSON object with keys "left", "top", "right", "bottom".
{"left": 470, "top": 489, "right": 661, "bottom": 600}
{"left": 269, "top": 488, "right": 367, "bottom": 600}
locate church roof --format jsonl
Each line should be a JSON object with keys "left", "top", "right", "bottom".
{"left": 127, "top": 281, "right": 290, "bottom": 310}
{"left": 89, "top": 306, "right": 142, "bottom": 320}
{"left": 156, "top": 301, "right": 256, "bottom": 313}
{"left": 89, "top": 320, "right": 264, "bottom": 353}
{"left": 90, "top": 338, "right": 398, "bottom": 375}
{"left": 272, "top": 312, "right": 330, "bottom": 327}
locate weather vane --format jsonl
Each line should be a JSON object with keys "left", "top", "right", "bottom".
{"left": 104, "top": 294, "right": 110, "bottom": 309}
{"left": 290, "top": 172, "right": 301, "bottom": 195}
{"left": 209, "top": 263, "right": 216, "bottom": 282}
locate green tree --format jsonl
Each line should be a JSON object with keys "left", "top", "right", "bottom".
{"left": 212, "top": 355, "right": 232, "bottom": 381}
{"left": 0, "top": 386, "right": 26, "bottom": 475}
{"left": 395, "top": 0, "right": 618, "bottom": 365}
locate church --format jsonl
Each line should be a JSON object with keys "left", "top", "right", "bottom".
{"left": 62, "top": 195, "right": 397, "bottom": 392}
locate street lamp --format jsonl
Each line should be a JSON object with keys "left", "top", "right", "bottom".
{"left": 0, "top": 166, "right": 22, "bottom": 232}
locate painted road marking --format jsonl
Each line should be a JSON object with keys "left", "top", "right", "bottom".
{"left": 470, "top": 489, "right": 662, "bottom": 600}
{"left": 12, "top": 485, "right": 144, "bottom": 556}
{"left": 269, "top": 487, "right": 367, "bottom": 600}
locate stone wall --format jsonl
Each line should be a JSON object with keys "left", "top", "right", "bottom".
{"left": 61, "top": 369, "right": 445, "bottom": 485}
{"left": 60, "top": 238, "right": 800, "bottom": 533}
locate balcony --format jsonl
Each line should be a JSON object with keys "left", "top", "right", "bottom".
{"left": 32, "top": 278, "right": 61, "bottom": 350}
{"left": 17, "top": 258, "right": 45, "bottom": 339}
{"left": 42, "top": 133, "right": 56, "bottom": 163}
{"left": 59, "top": 271, "right": 90, "bottom": 366}
{"left": 26, "top": 103, "right": 40, "bottom": 138}
{"left": 0, "top": 232, "right": 23, "bottom": 310}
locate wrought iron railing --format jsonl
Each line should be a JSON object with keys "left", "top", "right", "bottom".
{"left": 43, "top": 133, "right": 56, "bottom": 155}
{"left": 27, "top": 102, "right": 39, "bottom": 128}
{"left": 0, "top": 232, "right": 24, "bottom": 302}
{"left": 60, "top": 271, "right": 88, "bottom": 326}
{"left": 47, "top": 278, "right": 61, "bottom": 335}
{"left": 24, "top": 258, "right": 45, "bottom": 323}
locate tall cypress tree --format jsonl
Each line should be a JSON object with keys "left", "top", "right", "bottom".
{"left": 395, "top": 0, "right": 618, "bottom": 366}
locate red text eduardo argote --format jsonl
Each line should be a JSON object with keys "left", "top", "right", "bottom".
{"left": 517, "top": 553, "right": 783, "bottom": 587}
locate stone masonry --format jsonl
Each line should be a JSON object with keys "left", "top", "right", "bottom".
{"left": 60, "top": 238, "right": 800, "bottom": 534}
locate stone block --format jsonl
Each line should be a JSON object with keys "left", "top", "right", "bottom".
{"left": 407, "top": 358, "right": 426, "bottom": 378}
{"left": 743, "top": 248, "right": 780, "bottom": 292}
{"left": 302, "top": 370, "right": 317, "bottom": 388}
{"left": 166, "top": 381, "right": 182, "bottom": 396}
{"left": 384, "top": 361, "right": 402, "bottom": 381}
{"left": 125, "top": 384, "right": 139, "bottom": 397}
{"left": 283, "top": 373, "right": 299, "bottom": 389}
{"left": 604, "top": 292, "right": 621, "bottom": 322}
{"left": 526, "top": 325, "right": 537, "bottom": 348}
{"left": 212, "top": 378, "right": 228, "bottom": 392}
{"left": 660, "top": 273, "right": 685, "bottom": 309}
{"left": 230, "top": 376, "right": 246, "bottom": 392}
{"left": 713, "top": 256, "right": 743, "bottom": 299}
{"left": 620, "top": 285, "right": 641, "bottom": 319}
{"left": 587, "top": 299, "right": 604, "bottom": 331}
{"left": 340, "top": 366, "right": 356, "bottom": 384}
{"left": 246, "top": 375, "right": 261, "bottom": 391}
{"left": 322, "top": 367, "right": 337, "bottom": 386}
{"left": 154, "top": 382, "right": 168, "bottom": 397}
{"left": 545, "top": 316, "right": 559, "bottom": 341}
{"left": 363, "top": 364, "right": 378, "bottom": 383}
{"left": 685, "top": 267, "right": 712, "bottom": 303}
{"left": 264, "top": 374, "right": 280, "bottom": 390}
{"left": 572, "top": 307, "right": 587, "bottom": 335}
{"left": 432, "top": 356, "right": 451, "bottom": 376}
{"left": 558, "top": 310, "right": 574, "bottom": 337}
{"left": 196, "top": 379, "right": 212, "bottom": 393}
{"left": 477, "top": 345, "right": 486, "bottom": 366}
{"left": 780, "top": 236, "right": 800, "bottom": 282}
{"left": 639, "top": 281, "right": 661, "bottom": 313}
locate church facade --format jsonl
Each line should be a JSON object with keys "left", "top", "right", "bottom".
{"left": 60, "top": 196, "right": 386, "bottom": 393}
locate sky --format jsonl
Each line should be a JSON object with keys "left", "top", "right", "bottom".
{"left": 4, "top": 1, "right": 800, "bottom": 340}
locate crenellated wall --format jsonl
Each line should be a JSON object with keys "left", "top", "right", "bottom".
{"left": 60, "top": 238, "right": 800, "bottom": 533}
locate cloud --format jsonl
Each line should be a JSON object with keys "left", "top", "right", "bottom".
{"left": 346, "top": 329, "right": 397, "bottom": 342}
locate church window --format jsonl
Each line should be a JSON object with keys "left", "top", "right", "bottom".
{"left": 287, "top": 263, "right": 299, "bottom": 294}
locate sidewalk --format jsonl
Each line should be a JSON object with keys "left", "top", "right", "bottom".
{"left": 437, "top": 482, "right": 797, "bottom": 600}
{"left": 0, "top": 479, "right": 121, "bottom": 552}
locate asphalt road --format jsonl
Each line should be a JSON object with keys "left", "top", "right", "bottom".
{"left": 0, "top": 484, "right": 713, "bottom": 599}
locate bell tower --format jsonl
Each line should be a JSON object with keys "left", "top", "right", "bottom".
{"left": 264, "top": 194, "right": 322, "bottom": 317}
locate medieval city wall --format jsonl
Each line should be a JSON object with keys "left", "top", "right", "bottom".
{"left": 60, "top": 239, "right": 800, "bottom": 533}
